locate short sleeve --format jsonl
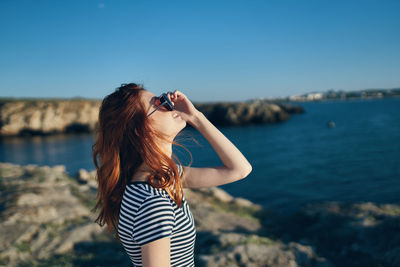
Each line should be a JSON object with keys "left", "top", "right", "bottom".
{"left": 132, "top": 195, "right": 175, "bottom": 246}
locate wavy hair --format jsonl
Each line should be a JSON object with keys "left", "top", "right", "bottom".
{"left": 91, "top": 83, "right": 193, "bottom": 240}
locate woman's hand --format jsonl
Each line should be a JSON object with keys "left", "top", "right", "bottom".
{"left": 167, "top": 90, "right": 201, "bottom": 125}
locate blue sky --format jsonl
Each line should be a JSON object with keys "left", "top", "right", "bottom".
{"left": 0, "top": 0, "right": 399, "bottom": 102}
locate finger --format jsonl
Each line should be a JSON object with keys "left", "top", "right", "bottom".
{"left": 169, "top": 90, "right": 178, "bottom": 101}
{"left": 166, "top": 92, "right": 173, "bottom": 101}
{"left": 173, "top": 90, "right": 183, "bottom": 99}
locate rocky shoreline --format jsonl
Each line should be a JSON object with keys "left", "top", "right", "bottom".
{"left": 1, "top": 162, "right": 399, "bottom": 266}
{"left": 0, "top": 99, "right": 304, "bottom": 136}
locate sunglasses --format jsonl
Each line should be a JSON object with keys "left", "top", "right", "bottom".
{"left": 146, "top": 93, "right": 175, "bottom": 118}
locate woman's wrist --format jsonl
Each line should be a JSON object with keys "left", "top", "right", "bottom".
{"left": 188, "top": 110, "right": 205, "bottom": 128}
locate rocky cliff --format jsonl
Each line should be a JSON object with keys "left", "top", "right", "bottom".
{"left": 0, "top": 99, "right": 100, "bottom": 136}
{"left": 194, "top": 101, "right": 304, "bottom": 126}
{"left": 0, "top": 98, "right": 304, "bottom": 136}
{"left": 1, "top": 162, "right": 399, "bottom": 266}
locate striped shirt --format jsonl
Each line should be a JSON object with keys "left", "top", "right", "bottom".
{"left": 117, "top": 164, "right": 196, "bottom": 266}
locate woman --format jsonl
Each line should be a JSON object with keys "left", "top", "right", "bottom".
{"left": 92, "top": 83, "right": 252, "bottom": 267}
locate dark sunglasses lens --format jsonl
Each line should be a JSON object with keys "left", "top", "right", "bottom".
{"left": 159, "top": 94, "right": 174, "bottom": 111}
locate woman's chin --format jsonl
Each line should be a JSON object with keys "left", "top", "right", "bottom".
{"left": 180, "top": 120, "right": 187, "bottom": 129}
{"left": 178, "top": 119, "right": 187, "bottom": 130}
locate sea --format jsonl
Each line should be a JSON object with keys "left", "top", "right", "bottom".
{"left": 1, "top": 98, "right": 399, "bottom": 216}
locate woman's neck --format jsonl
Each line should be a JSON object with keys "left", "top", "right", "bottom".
{"left": 130, "top": 163, "right": 152, "bottom": 182}
{"left": 129, "top": 141, "right": 173, "bottom": 182}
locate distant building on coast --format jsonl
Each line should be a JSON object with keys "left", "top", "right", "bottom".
{"left": 247, "top": 87, "right": 400, "bottom": 103}
{"left": 289, "top": 92, "right": 323, "bottom": 101}
{"left": 287, "top": 88, "right": 400, "bottom": 102}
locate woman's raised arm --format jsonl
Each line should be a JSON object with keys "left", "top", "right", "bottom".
{"left": 168, "top": 89, "right": 252, "bottom": 188}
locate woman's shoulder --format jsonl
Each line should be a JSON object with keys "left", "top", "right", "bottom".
{"left": 127, "top": 181, "right": 174, "bottom": 203}
{"left": 124, "top": 163, "right": 184, "bottom": 202}
{"left": 122, "top": 183, "right": 172, "bottom": 211}
{"left": 134, "top": 192, "right": 176, "bottom": 221}
{"left": 128, "top": 163, "right": 182, "bottom": 185}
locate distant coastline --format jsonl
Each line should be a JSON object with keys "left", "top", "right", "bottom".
{"left": 3, "top": 86, "right": 398, "bottom": 136}
{"left": 249, "top": 87, "right": 400, "bottom": 103}
{"left": 0, "top": 98, "right": 304, "bottom": 137}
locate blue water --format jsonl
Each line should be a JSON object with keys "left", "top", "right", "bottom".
{"left": 1, "top": 98, "right": 399, "bottom": 215}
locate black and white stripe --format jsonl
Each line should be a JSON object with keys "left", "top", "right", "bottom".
{"left": 118, "top": 164, "right": 196, "bottom": 267}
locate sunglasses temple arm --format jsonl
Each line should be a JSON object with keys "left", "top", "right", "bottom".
{"left": 146, "top": 101, "right": 168, "bottom": 118}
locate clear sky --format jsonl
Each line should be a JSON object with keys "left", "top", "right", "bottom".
{"left": 0, "top": 0, "right": 399, "bottom": 102}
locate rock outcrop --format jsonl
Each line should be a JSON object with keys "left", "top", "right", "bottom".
{"left": 0, "top": 98, "right": 304, "bottom": 136}
{"left": 194, "top": 101, "right": 304, "bottom": 126}
{"left": 3, "top": 162, "right": 397, "bottom": 266}
{"left": 0, "top": 99, "right": 100, "bottom": 136}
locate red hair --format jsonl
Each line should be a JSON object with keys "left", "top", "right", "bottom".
{"left": 91, "top": 83, "right": 192, "bottom": 240}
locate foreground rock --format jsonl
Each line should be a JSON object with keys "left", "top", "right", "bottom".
{"left": 0, "top": 163, "right": 104, "bottom": 266}
{"left": 0, "top": 98, "right": 304, "bottom": 136}
{"left": 1, "top": 163, "right": 398, "bottom": 266}
{"left": 271, "top": 201, "right": 400, "bottom": 267}
{"left": 183, "top": 188, "right": 331, "bottom": 267}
